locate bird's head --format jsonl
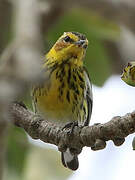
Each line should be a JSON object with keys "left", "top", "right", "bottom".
{"left": 46, "top": 32, "right": 88, "bottom": 66}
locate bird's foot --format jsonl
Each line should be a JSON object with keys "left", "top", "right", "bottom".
{"left": 62, "top": 121, "right": 78, "bottom": 135}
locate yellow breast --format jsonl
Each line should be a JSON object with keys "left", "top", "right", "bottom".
{"left": 35, "top": 67, "right": 74, "bottom": 122}
{"left": 33, "top": 60, "right": 85, "bottom": 125}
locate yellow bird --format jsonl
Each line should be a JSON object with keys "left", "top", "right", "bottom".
{"left": 32, "top": 32, "right": 93, "bottom": 170}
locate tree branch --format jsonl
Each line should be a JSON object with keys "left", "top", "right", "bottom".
{"left": 44, "top": 0, "right": 135, "bottom": 34}
{"left": 10, "top": 102, "right": 135, "bottom": 155}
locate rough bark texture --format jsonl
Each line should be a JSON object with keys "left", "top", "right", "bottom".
{"left": 10, "top": 102, "right": 135, "bottom": 155}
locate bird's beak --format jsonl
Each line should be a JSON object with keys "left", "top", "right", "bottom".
{"left": 74, "top": 40, "right": 88, "bottom": 49}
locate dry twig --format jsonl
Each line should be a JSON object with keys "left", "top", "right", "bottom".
{"left": 10, "top": 102, "right": 135, "bottom": 155}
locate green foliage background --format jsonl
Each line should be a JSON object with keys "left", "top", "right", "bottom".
{"left": 4, "top": 8, "right": 120, "bottom": 180}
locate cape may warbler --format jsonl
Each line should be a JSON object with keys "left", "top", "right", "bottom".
{"left": 32, "top": 32, "right": 93, "bottom": 170}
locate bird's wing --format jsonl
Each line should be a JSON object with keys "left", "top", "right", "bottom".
{"left": 83, "top": 68, "right": 93, "bottom": 126}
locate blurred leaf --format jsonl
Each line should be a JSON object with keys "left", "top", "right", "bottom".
{"left": 85, "top": 38, "right": 112, "bottom": 86}
{"left": 19, "top": 89, "right": 33, "bottom": 111}
{"left": 121, "top": 61, "right": 135, "bottom": 87}
{"left": 0, "top": 3, "right": 12, "bottom": 55}
{"left": 24, "top": 145, "right": 71, "bottom": 180}
{"left": 47, "top": 8, "right": 119, "bottom": 86}
{"left": 6, "top": 125, "right": 29, "bottom": 179}
{"left": 47, "top": 8, "right": 120, "bottom": 43}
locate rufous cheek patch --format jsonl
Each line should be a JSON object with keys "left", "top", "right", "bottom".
{"left": 54, "top": 41, "right": 68, "bottom": 51}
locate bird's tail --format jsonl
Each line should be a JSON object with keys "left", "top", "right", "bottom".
{"left": 61, "top": 148, "right": 79, "bottom": 171}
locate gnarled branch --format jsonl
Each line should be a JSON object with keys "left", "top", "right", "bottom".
{"left": 10, "top": 102, "right": 135, "bottom": 155}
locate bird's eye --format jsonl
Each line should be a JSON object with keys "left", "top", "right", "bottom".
{"left": 63, "top": 36, "right": 71, "bottom": 42}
